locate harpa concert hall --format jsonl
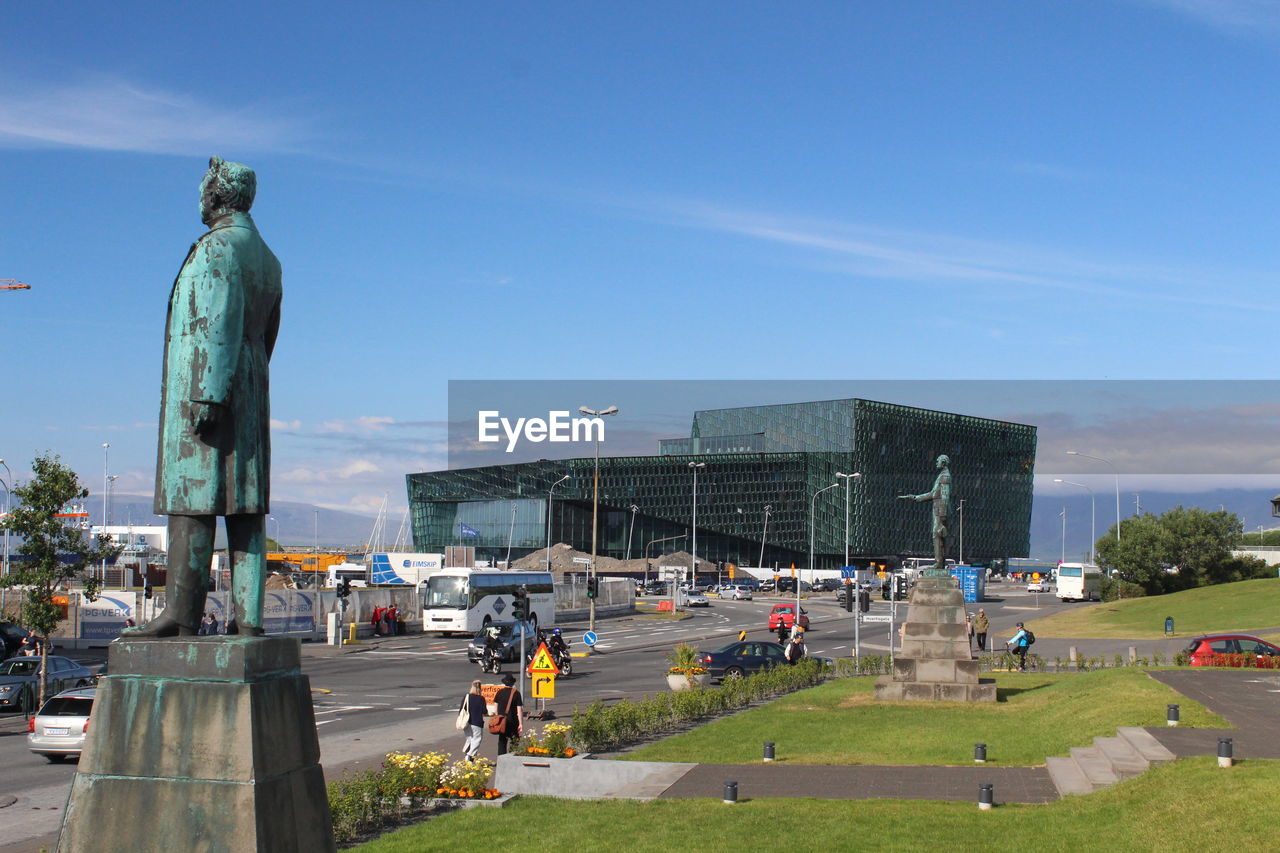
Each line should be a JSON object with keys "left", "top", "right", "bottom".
{"left": 406, "top": 398, "right": 1038, "bottom": 572}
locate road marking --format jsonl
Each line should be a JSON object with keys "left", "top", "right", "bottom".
{"left": 313, "top": 705, "right": 374, "bottom": 716}
{"left": 394, "top": 707, "right": 420, "bottom": 711}
{"left": 1004, "top": 606, "right": 1043, "bottom": 611}
{"left": 831, "top": 645, "right": 846, "bottom": 650}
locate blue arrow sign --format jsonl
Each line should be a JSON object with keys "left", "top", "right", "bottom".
{"left": 583, "top": 631, "right": 598, "bottom": 646}
{"left": 840, "top": 566, "right": 856, "bottom": 579}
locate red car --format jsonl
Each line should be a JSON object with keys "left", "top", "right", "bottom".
{"left": 1184, "top": 634, "right": 1280, "bottom": 668}
{"left": 767, "top": 604, "right": 810, "bottom": 632}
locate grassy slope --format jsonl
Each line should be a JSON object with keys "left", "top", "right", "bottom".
{"left": 621, "top": 669, "right": 1225, "bottom": 766}
{"left": 1026, "top": 577, "right": 1280, "bottom": 639}
{"left": 353, "top": 757, "right": 1280, "bottom": 853}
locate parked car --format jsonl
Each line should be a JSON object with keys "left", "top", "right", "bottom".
{"left": 681, "top": 591, "right": 710, "bottom": 607}
{"left": 809, "top": 578, "right": 841, "bottom": 593}
{"left": 465, "top": 620, "right": 540, "bottom": 664}
{"left": 0, "top": 656, "right": 95, "bottom": 714}
{"left": 767, "top": 604, "right": 810, "bottom": 632}
{"left": 27, "top": 687, "right": 95, "bottom": 762}
{"left": 642, "top": 581, "right": 670, "bottom": 596}
{"left": 0, "top": 622, "right": 34, "bottom": 659}
{"left": 721, "top": 584, "right": 753, "bottom": 601}
{"left": 1183, "top": 634, "right": 1280, "bottom": 668}
{"left": 697, "top": 640, "right": 831, "bottom": 681}
{"left": 758, "top": 579, "right": 776, "bottom": 593}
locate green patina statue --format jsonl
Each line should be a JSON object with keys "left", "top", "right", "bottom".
{"left": 898, "top": 454, "right": 952, "bottom": 575}
{"left": 130, "top": 156, "right": 282, "bottom": 637}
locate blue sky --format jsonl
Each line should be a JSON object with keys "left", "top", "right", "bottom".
{"left": 4, "top": 1, "right": 1280, "bottom": 516}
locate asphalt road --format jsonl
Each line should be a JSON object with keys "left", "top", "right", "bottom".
{"left": 0, "top": 583, "right": 1174, "bottom": 852}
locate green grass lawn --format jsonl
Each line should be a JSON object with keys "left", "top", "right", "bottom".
{"left": 1026, "top": 577, "right": 1280, "bottom": 639}
{"left": 351, "top": 757, "right": 1279, "bottom": 853}
{"left": 620, "top": 669, "right": 1225, "bottom": 766}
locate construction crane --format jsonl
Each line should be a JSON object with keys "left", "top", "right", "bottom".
{"left": 2, "top": 280, "right": 31, "bottom": 291}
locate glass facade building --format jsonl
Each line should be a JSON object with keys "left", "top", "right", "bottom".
{"left": 408, "top": 399, "right": 1037, "bottom": 570}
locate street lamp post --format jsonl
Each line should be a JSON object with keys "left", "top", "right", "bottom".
{"left": 758, "top": 505, "right": 772, "bottom": 574}
{"left": 504, "top": 503, "right": 518, "bottom": 569}
{"left": 1055, "top": 478, "right": 1096, "bottom": 562}
{"left": 957, "top": 498, "right": 965, "bottom": 565}
{"left": 0, "top": 457, "right": 11, "bottom": 578}
{"left": 835, "top": 472, "right": 861, "bottom": 567}
{"left": 1066, "top": 451, "right": 1120, "bottom": 542}
{"left": 579, "top": 405, "right": 618, "bottom": 633}
{"left": 625, "top": 504, "right": 639, "bottom": 561}
{"left": 804, "top": 483, "right": 840, "bottom": 629}
{"left": 101, "top": 443, "right": 110, "bottom": 584}
{"left": 545, "top": 474, "right": 570, "bottom": 574}
{"left": 689, "top": 462, "right": 706, "bottom": 592}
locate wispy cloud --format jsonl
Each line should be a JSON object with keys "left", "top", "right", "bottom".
{"left": 0, "top": 75, "right": 312, "bottom": 155}
{"left": 646, "top": 199, "right": 1280, "bottom": 313}
{"left": 1141, "top": 0, "right": 1280, "bottom": 36}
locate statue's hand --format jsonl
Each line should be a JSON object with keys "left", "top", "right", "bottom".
{"left": 897, "top": 494, "right": 913, "bottom": 500}
{"left": 192, "top": 401, "right": 226, "bottom": 440}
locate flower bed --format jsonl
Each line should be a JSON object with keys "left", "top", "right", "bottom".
{"left": 513, "top": 721, "right": 578, "bottom": 758}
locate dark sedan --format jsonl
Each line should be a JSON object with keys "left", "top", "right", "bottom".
{"left": 0, "top": 656, "right": 96, "bottom": 714}
{"left": 696, "top": 640, "right": 831, "bottom": 681}
{"left": 0, "top": 622, "right": 34, "bottom": 659}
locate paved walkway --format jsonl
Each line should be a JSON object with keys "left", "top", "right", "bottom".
{"left": 648, "top": 669, "right": 1280, "bottom": 805}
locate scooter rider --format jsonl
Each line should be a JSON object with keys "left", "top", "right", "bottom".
{"left": 482, "top": 624, "right": 504, "bottom": 669}
{"left": 547, "top": 627, "right": 570, "bottom": 659}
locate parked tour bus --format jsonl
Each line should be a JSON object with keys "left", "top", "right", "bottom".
{"left": 1056, "top": 563, "right": 1102, "bottom": 601}
{"left": 421, "top": 569, "right": 555, "bottom": 635}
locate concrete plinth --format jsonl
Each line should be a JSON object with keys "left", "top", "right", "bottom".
{"left": 874, "top": 577, "right": 995, "bottom": 703}
{"left": 58, "top": 637, "right": 335, "bottom": 853}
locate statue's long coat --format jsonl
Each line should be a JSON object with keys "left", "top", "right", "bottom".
{"left": 154, "top": 210, "right": 281, "bottom": 515}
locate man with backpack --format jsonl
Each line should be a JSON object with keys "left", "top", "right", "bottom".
{"left": 1008, "top": 622, "right": 1033, "bottom": 671}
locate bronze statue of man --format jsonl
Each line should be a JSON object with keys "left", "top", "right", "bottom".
{"left": 131, "top": 156, "right": 282, "bottom": 637}
{"left": 898, "top": 454, "right": 952, "bottom": 574}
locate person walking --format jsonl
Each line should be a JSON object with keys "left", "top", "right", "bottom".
{"left": 460, "top": 679, "right": 487, "bottom": 760}
{"left": 491, "top": 673, "right": 524, "bottom": 756}
{"left": 974, "top": 609, "right": 989, "bottom": 652}
{"left": 1008, "top": 622, "right": 1029, "bottom": 671}
{"left": 784, "top": 629, "right": 807, "bottom": 663}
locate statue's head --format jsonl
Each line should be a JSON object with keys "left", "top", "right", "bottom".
{"left": 199, "top": 156, "right": 256, "bottom": 225}
{"left": 936, "top": 454, "right": 950, "bottom": 469}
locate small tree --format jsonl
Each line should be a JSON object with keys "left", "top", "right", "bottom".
{"left": 0, "top": 454, "right": 118, "bottom": 709}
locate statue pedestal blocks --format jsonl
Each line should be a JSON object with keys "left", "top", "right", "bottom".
{"left": 58, "top": 637, "right": 335, "bottom": 853}
{"left": 874, "top": 577, "right": 996, "bottom": 702}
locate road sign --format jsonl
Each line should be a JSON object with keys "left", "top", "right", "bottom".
{"left": 728, "top": 563, "right": 736, "bottom": 579}
{"left": 526, "top": 642, "right": 561, "bottom": 675}
{"left": 840, "top": 566, "right": 856, "bottom": 579}
{"left": 862, "top": 613, "right": 893, "bottom": 623}
{"left": 572, "top": 556, "right": 592, "bottom": 565}
{"left": 531, "top": 673, "right": 555, "bottom": 699}
{"left": 582, "top": 631, "right": 598, "bottom": 647}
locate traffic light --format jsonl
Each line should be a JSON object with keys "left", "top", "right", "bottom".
{"left": 512, "top": 586, "right": 528, "bottom": 620}
{"left": 858, "top": 589, "right": 870, "bottom": 613}
{"left": 144, "top": 583, "right": 153, "bottom": 600}
{"left": 338, "top": 578, "right": 351, "bottom": 598}
{"left": 586, "top": 577, "right": 598, "bottom": 599}
{"left": 843, "top": 581, "right": 853, "bottom": 612}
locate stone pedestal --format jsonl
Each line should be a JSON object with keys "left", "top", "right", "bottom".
{"left": 59, "top": 637, "right": 335, "bottom": 853}
{"left": 874, "top": 577, "right": 996, "bottom": 702}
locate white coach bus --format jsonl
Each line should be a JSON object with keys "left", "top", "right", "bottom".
{"left": 421, "top": 568, "right": 555, "bottom": 635}
{"left": 1057, "top": 563, "right": 1102, "bottom": 601}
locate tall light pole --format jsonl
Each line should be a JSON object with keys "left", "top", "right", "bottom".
{"left": 835, "top": 472, "right": 861, "bottom": 567}
{"left": 100, "top": 443, "right": 110, "bottom": 584}
{"left": 1055, "top": 478, "right": 1095, "bottom": 562}
{"left": 1060, "top": 506, "right": 1067, "bottom": 564}
{"left": 758, "top": 505, "right": 772, "bottom": 573}
{"left": 0, "top": 457, "right": 11, "bottom": 577}
{"left": 579, "top": 404, "right": 618, "bottom": 633}
{"left": 625, "top": 504, "right": 639, "bottom": 561}
{"left": 804, "top": 483, "right": 840, "bottom": 627}
{"left": 313, "top": 509, "right": 319, "bottom": 582}
{"left": 645, "top": 533, "right": 686, "bottom": 586}
{"left": 504, "top": 503, "right": 518, "bottom": 569}
{"left": 1066, "top": 451, "right": 1120, "bottom": 542}
{"left": 269, "top": 516, "right": 280, "bottom": 546}
{"left": 545, "top": 474, "right": 570, "bottom": 574}
{"left": 688, "top": 462, "right": 706, "bottom": 590}
{"left": 957, "top": 498, "right": 965, "bottom": 564}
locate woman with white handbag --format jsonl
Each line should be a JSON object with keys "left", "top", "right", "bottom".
{"left": 456, "top": 679, "right": 487, "bottom": 759}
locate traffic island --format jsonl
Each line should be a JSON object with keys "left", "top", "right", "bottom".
{"left": 874, "top": 577, "right": 995, "bottom": 702}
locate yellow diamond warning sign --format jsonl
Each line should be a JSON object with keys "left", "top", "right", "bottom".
{"left": 526, "top": 642, "right": 560, "bottom": 675}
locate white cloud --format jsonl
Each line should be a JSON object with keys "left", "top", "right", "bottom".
{"left": 0, "top": 75, "right": 311, "bottom": 155}
{"left": 270, "top": 419, "right": 302, "bottom": 430}
{"left": 317, "top": 416, "right": 397, "bottom": 435}
{"left": 1141, "top": 0, "right": 1280, "bottom": 36}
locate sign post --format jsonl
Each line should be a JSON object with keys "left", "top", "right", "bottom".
{"left": 526, "top": 641, "right": 562, "bottom": 719}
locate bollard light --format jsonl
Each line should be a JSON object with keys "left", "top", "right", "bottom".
{"left": 1218, "top": 737, "right": 1233, "bottom": 768}
{"left": 763, "top": 741, "right": 775, "bottom": 762}
{"left": 723, "top": 780, "right": 738, "bottom": 804}
{"left": 978, "top": 783, "right": 993, "bottom": 811}
{"left": 1167, "top": 704, "right": 1180, "bottom": 727}
{"left": 974, "top": 743, "right": 987, "bottom": 763}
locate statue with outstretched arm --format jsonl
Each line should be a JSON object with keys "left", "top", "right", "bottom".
{"left": 898, "top": 454, "right": 952, "bottom": 575}
{"left": 129, "top": 157, "right": 282, "bottom": 637}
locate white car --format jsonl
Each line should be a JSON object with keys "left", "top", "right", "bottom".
{"left": 1026, "top": 580, "right": 1048, "bottom": 593}
{"left": 722, "top": 585, "right": 753, "bottom": 601}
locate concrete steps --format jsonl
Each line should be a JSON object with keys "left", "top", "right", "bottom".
{"left": 1047, "top": 727, "right": 1175, "bottom": 798}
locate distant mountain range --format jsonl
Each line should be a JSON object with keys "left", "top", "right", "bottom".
{"left": 70, "top": 487, "right": 1280, "bottom": 562}
{"left": 79, "top": 494, "right": 382, "bottom": 550}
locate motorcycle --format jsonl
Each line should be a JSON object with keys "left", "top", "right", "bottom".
{"left": 553, "top": 646, "right": 573, "bottom": 676}
{"left": 480, "top": 644, "right": 503, "bottom": 674}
